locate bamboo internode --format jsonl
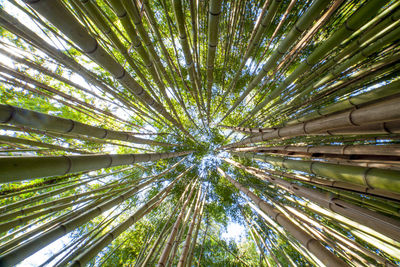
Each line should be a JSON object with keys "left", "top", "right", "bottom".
{"left": 234, "top": 151, "right": 400, "bottom": 193}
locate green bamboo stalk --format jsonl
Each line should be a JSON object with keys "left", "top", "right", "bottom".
{"left": 0, "top": 104, "right": 178, "bottom": 147}
{"left": 119, "top": 0, "right": 176, "bottom": 92}
{"left": 171, "top": 0, "right": 201, "bottom": 102}
{"left": 0, "top": 47, "right": 121, "bottom": 110}
{"left": 0, "top": 135, "right": 89, "bottom": 154}
{"left": 286, "top": 206, "right": 396, "bottom": 266}
{"left": 241, "top": 210, "right": 271, "bottom": 267}
{"left": 0, "top": 170, "right": 89, "bottom": 198}
{"left": 291, "top": 25, "right": 400, "bottom": 105}
{"left": 76, "top": 0, "right": 162, "bottom": 103}
{"left": 0, "top": 178, "right": 135, "bottom": 222}
{"left": 235, "top": 151, "right": 400, "bottom": 193}
{"left": 0, "top": 190, "right": 118, "bottom": 234}
{"left": 167, "top": 190, "right": 196, "bottom": 266}
{"left": 0, "top": 124, "right": 153, "bottom": 152}
{"left": 39, "top": 206, "right": 123, "bottom": 267}
{"left": 218, "top": 124, "right": 276, "bottom": 134}
{"left": 287, "top": 196, "right": 400, "bottom": 256}
{"left": 140, "top": 180, "right": 198, "bottom": 266}
{"left": 0, "top": 197, "right": 105, "bottom": 255}
{"left": 248, "top": 202, "right": 319, "bottom": 266}
{"left": 0, "top": 63, "right": 131, "bottom": 127}
{"left": 0, "top": 150, "right": 190, "bottom": 182}
{"left": 185, "top": 190, "right": 206, "bottom": 267}
{"left": 287, "top": 7, "right": 400, "bottom": 103}
{"left": 206, "top": 0, "right": 222, "bottom": 117}
{"left": 234, "top": 143, "right": 400, "bottom": 157}
{"left": 272, "top": 55, "right": 400, "bottom": 124}
{"left": 233, "top": 154, "right": 400, "bottom": 200}
{"left": 139, "top": 204, "right": 181, "bottom": 267}
{"left": 247, "top": 222, "right": 271, "bottom": 266}
{"left": 77, "top": 0, "right": 186, "bottom": 128}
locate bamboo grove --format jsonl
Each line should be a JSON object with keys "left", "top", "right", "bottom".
{"left": 0, "top": 0, "right": 399, "bottom": 266}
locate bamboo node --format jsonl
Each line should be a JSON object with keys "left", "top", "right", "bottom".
{"left": 347, "top": 109, "right": 359, "bottom": 126}
{"left": 341, "top": 145, "right": 349, "bottom": 155}
{"left": 305, "top": 58, "right": 313, "bottom": 66}
{"left": 302, "top": 122, "right": 309, "bottom": 134}
{"left": 277, "top": 128, "right": 282, "bottom": 138}
{"left": 66, "top": 119, "right": 75, "bottom": 133}
{"left": 107, "top": 154, "right": 113, "bottom": 168}
{"left": 115, "top": 69, "right": 126, "bottom": 80}
{"left": 63, "top": 155, "right": 73, "bottom": 175}
{"left": 273, "top": 211, "right": 282, "bottom": 221}
{"left": 309, "top": 161, "right": 316, "bottom": 175}
{"left": 328, "top": 194, "right": 338, "bottom": 212}
{"left": 362, "top": 168, "right": 374, "bottom": 189}
{"left": 305, "top": 238, "right": 317, "bottom": 250}
{"left": 344, "top": 20, "right": 356, "bottom": 32}
{"left": 1, "top": 104, "right": 16, "bottom": 124}
{"left": 86, "top": 39, "right": 99, "bottom": 55}
{"left": 294, "top": 25, "right": 304, "bottom": 34}
{"left": 209, "top": 11, "right": 221, "bottom": 16}
{"left": 347, "top": 97, "right": 356, "bottom": 106}
{"left": 382, "top": 122, "right": 392, "bottom": 134}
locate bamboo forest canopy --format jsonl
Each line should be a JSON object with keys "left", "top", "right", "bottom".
{"left": 0, "top": 0, "right": 400, "bottom": 266}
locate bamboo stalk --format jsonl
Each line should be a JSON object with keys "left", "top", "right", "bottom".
{"left": 185, "top": 190, "right": 206, "bottom": 267}
{"left": 285, "top": 206, "right": 396, "bottom": 267}
{"left": 0, "top": 150, "right": 191, "bottom": 182}
{"left": 238, "top": 144, "right": 400, "bottom": 157}
{"left": 234, "top": 151, "right": 400, "bottom": 193}
{"left": 0, "top": 134, "right": 89, "bottom": 154}
{"left": 218, "top": 125, "right": 276, "bottom": 134}
{"left": 206, "top": 0, "right": 223, "bottom": 118}
{"left": 0, "top": 104, "right": 178, "bottom": 147}
{"left": 0, "top": 170, "right": 124, "bottom": 213}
